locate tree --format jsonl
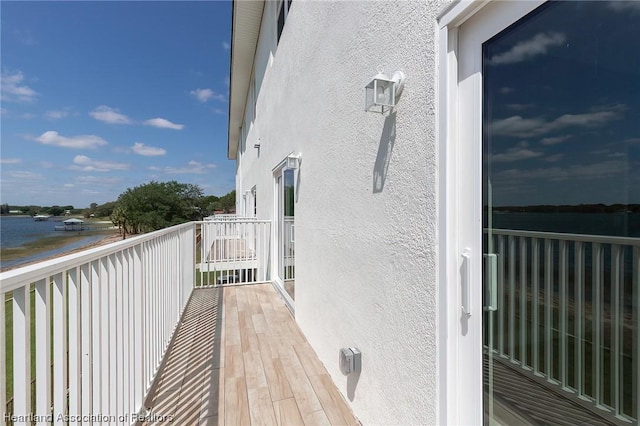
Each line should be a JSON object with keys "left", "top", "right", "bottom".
{"left": 113, "top": 181, "right": 204, "bottom": 234}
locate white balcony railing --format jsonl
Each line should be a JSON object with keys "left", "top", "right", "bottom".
{"left": 197, "top": 219, "right": 271, "bottom": 286}
{"left": 0, "top": 218, "right": 271, "bottom": 425}
{"left": 485, "top": 229, "right": 639, "bottom": 423}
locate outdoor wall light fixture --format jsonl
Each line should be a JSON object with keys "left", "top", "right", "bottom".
{"left": 254, "top": 138, "right": 261, "bottom": 149}
{"left": 286, "top": 153, "right": 301, "bottom": 170}
{"left": 365, "top": 70, "right": 405, "bottom": 114}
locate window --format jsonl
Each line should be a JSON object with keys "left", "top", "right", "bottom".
{"left": 251, "top": 186, "right": 257, "bottom": 217}
{"left": 276, "top": 0, "right": 293, "bottom": 44}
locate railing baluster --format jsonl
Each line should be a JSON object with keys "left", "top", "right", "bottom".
{"left": 115, "top": 253, "right": 124, "bottom": 423}
{"left": 574, "top": 242, "right": 584, "bottom": 397}
{"left": 593, "top": 242, "right": 603, "bottom": 407}
{"left": 35, "top": 278, "right": 51, "bottom": 423}
{"left": 68, "top": 267, "right": 81, "bottom": 425}
{"left": 81, "top": 263, "right": 92, "bottom": 419}
{"left": 13, "top": 285, "right": 31, "bottom": 425}
{"left": 91, "top": 260, "right": 102, "bottom": 416}
{"left": 559, "top": 240, "right": 568, "bottom": 389}
{"left": 532, "top": 237, "right": 540, "bottom": 376}
{"left": 133, "top": 245, "right": 143, "bottom": 413}
{"left": 53, "top": 272, "right": 67, "bottom": 420}
{"left": 520, "top": 236, "right": 527, "bottom": 368}
{"left": 108, "top": 255, "right": 117, "bottom": 419}
{"left": 100, "top": 257, "right": 110, "bottom": 417}
{"left": 509, "top": 236, "right": 516, "bottom": 360}
{"left": 498, "top": 235, "right": 505, "bottom": 357}
{"left": 634, "top": 246, "right": 639, "bottom": 421}
{"left": 611, "top": 244, "right": 622, "bottom": 416}
{"left": 0, "top": 281, "right": 5, "bottom": 421}
{"left": 545, "top": 239, "right": 554, "bottom": 383}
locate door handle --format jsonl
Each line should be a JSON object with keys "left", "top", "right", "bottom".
{"left": 461, "top": 250, "right": 471, "bottom": 316}
{"left": 484, "top": 253, "right": 498, "bottom": 311}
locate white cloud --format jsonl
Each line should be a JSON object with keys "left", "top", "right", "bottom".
{"left": 0, "top": 70, "right": 38, "bottom": 102}
{"left": 492, "top": 141, "right": 543, "bottom": 163}
{"left": 150, "top": 160, "right": 216, "bottom": 174}
{"left": 190, "top": 88, "right": 226, "bottom": 103}
{"left": 143, "top": 118, "right": 184, "bottom": 130}
{"left": 76, "top": 175, "right": 122, "bottom": 185}
{"left": 45, "top": 109, "right": 70, "bottom": 120}
{"left": 490, "top": 32, "right": 566, "bottom": 65}
{"left": 9, "top": 171, "right": 43, "bottom": 179}
{"left": 35, "top": 131, "right": 108, "bottom": 149}
{"left": 13, "top": 29, "right": 37, "bottom": 46}
{"left": 131, "top": 142, "right": 166, "bottom": 156}
{"left": 71, "top": 155, "right": 130, "bottom": 172}
{"left": 222, "top": 41, "right": 231, "bottom": 50}
{"left": 0, "top": 158, "right": 22, "bottom": 164}
{"left": 89, "top": 105, "right": 132, "bottom": 124}
{"left": 540, "top": 135, "right": 572, "bottom": 146}
{"left": 212, "top": 108, "right": 226, "bottom": 116}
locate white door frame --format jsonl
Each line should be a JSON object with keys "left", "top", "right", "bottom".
{"left": 272, "top": 157, "right": 295, "bottom": 312}
{"left": 437, "top": 1, "right": 546, "bottom": 424}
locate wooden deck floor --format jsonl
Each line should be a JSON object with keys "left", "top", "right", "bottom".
{"left": 140, "top": 284, "right": 358, "bottom": 425}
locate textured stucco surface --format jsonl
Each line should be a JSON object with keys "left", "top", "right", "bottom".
{"left": 235, "top": 1, "right": 447, "bottom": 424}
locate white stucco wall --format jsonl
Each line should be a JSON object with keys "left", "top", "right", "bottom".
{"left": 235, "top": 1, "right": 447, "bottom": 423}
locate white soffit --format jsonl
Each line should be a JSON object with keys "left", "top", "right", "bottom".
{"left": 228, "top": 0, "right": 265, "bottom": 160}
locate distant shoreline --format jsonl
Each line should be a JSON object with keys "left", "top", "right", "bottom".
{"left": 0, "top": 230, "right": 122, "bottom": 272}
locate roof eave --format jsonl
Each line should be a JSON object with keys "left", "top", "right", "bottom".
{"left": 227, "top": 0, "right": 265, "bottom": 160}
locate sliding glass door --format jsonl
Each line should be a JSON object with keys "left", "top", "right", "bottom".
{"left": 479, "top": 2, "right": 639, "bottom": 424}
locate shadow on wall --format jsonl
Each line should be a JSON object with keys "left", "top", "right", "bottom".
{"left": 347, "top": 366, "right": 361, "bottom": 402}
{"left": 372, "top": 112, "right": 397, "bottom": 193}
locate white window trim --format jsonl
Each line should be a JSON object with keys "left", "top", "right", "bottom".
{"left": 436, "top": 1, "right": 546, "bottom": 424}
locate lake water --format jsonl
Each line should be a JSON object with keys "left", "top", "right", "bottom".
{"left": 491, "top": 211, "right": 640, "bottom": 237}
{"left": 0, "top": 216, "right": 109, "bottom": 269}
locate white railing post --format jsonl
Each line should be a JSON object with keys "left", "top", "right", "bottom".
{"left": 53, "top": 272, "right": 68, "bottom": 421}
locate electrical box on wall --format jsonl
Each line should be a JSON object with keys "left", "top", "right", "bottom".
{"left": 339, "top": 347, "right": 361, "bottom": 375}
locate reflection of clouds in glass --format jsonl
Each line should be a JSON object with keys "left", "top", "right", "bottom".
{"left": 544, "top": 154, "right": 564, "bottom": 162}
{"left": 608, "top": 1, "right": 640, "bottom": 13}
{"left": 489, "top": 32, "right": 566, "bottom": 65}
{"left": 540, "top": 135, "right": 572, "bottom": 145}
{"left": 496, "top": 159, "right": 629, "bottom": 182}
{"left": 493, "top": 141, "right": 543, "bottom": 162}
{"left": 499, "top": 87, "right": 515, "bottom": 95}
{"left": 506, "top": 103, "right": 535, "bottom": 111}
{"left": 492, "top": 107, "right": 625, "bottom": 138}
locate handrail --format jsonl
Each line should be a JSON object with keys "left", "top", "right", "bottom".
{"left": 484, "top": 228, "right": 640, "bottom": 246}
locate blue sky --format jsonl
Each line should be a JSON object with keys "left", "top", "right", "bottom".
{"left": 1, "top": 1, "right": 233, "bottom": 208}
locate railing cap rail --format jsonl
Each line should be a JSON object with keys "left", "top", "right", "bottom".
{"left": 485, "top": 228, "right": 640, "bottom": 246}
